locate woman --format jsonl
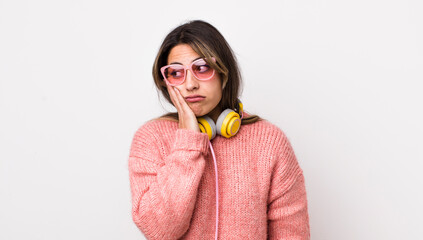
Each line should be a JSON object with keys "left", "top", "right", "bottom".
{"left": 128, "top": 20, "right": 310, "bottom": 239}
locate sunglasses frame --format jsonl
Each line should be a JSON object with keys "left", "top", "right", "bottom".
{"left": 160, "top": 57, "right": 216, "bottom": 86}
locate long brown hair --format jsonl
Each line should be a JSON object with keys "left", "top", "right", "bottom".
{"left": 152, "top": 20, "right": 262, "bottom": 125}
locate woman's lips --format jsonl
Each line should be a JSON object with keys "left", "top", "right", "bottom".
{"left": 185, "top": 97, "right": 205, "bottom": 103}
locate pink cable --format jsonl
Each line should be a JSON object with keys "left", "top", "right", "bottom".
{"left": 209, "top": 112, "right": 242, "bottom": 239}
{"left": 208, "top": 141, "right": 219, "bottom": 240}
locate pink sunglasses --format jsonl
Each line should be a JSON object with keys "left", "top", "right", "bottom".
{"left": 161, "top": 57, "right": 216, "bottom": 86}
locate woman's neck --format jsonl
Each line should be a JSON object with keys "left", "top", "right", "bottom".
{"left": 206, "top": 105, "right": 222, "bottom": 123}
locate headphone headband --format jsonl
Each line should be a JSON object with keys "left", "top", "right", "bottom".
{"left": 235, "top": 99, "right": 243, "bottom": 120}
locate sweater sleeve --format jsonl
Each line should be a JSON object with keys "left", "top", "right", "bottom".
{"left": 128, "top": 124, "right": 210, "bottom": 239}
{"left": 267, "top": 133, "right": 310, "bottom": 240}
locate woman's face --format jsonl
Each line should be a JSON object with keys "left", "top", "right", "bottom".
{"left": 166, "top": 44, "right": 222, "bottom": 120}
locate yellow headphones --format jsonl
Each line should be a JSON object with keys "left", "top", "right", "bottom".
{"left": 197, "top": 100, "right": 244, "bottom": 140}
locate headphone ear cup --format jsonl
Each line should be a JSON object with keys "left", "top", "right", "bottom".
{"left": 216, "top": 109, "right": 241, "bottom": 138}
{"left": 197, "top": 116, "right": 216, "bottom": 140}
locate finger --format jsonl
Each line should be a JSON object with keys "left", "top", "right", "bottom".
{"left": 168, "top": 87, "right": 187, "bottom": 127}
{"left": 172, "top": 87, "right": 199, "bottom": 131}
{"left": 172, "top": 87, "right": 186, "bottom": 114}
{"left": 167, "top": 84, "right": 182, "bottom": 112}
{"left": 173, "top": 87, "right": 193, "bottom": 115}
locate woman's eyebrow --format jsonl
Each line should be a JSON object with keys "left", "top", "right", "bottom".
{"left": 169, "top": 57, "right": 202, "bottom": 65}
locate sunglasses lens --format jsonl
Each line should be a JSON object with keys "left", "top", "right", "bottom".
{"left": 192, "top": 59, "right": 214, "bottom": 80}
{"left": 164, "top": 66, "right": 184, "bottom": 85}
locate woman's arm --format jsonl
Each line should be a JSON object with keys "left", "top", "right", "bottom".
{"left": 267, "top": 134, "right": 310, "bottom": 240}
{"left": 128, "top": 124, "right": 209, "bottom": 239}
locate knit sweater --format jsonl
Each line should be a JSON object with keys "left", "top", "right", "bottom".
{"left": 128, "top": 113, "right": 310, "bottom": 239}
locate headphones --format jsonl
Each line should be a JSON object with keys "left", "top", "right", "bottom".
{"left": 197, "top": 99, "right": 244, "bottom": 140}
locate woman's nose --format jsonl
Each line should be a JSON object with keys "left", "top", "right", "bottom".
{"left": 185, "top": 69, "right": 199, "bottom": 90}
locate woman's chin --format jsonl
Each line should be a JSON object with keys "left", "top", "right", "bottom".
{"left": 189, "top": 106, "right": 206, "bottom": 117}
{"left": 194, "top": 111, "right": 205, "bottom": 117}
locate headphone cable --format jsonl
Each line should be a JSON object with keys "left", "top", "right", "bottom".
{"left": 208, "top": 141, "right": 219, "bottom": 240}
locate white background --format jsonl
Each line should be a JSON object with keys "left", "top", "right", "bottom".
{"left": 1, "top": 0, "right": 422, "bottom": 239}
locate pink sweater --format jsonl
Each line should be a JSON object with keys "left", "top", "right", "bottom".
{"left": 128, "top": 113, "right": 310, "bottom": 239}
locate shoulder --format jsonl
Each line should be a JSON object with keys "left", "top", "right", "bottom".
{"left": 240, "top": 117, "right": 297, "bottom": 159}
{"left": 134, "top": 118, "right": 178, "bottom": 136}
{"left": 131, "top": 118, "right": 178, "bottom": 146}
{"left": 241, "top": 117, "right": 289, "bottom": 143}
{"left": 248, "top": 120, "right": 303, "bottom": 183}
{"left": 129, "top": 118, "right": 178, "bottom": 158}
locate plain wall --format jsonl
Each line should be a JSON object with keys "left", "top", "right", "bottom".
{"left": 1, "top": 0, "right": 422, "bottom": 239}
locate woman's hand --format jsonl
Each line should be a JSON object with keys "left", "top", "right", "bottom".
{"left": 167, "top": 85, "right": 201, "bottom": 133}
